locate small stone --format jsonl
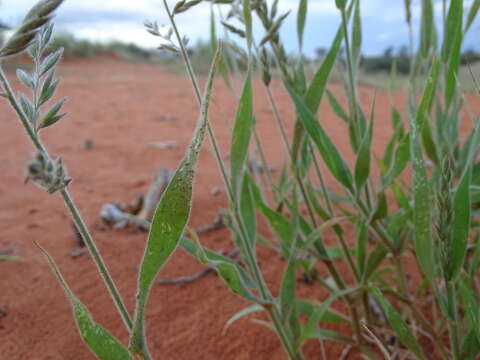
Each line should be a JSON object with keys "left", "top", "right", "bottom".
{"left": 84, "top": 139, "right": 94, "bottom": 150}
{"left": 211, "top": 187, "right": 221, "bottom": 196}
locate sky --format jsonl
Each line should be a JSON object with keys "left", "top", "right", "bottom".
{"left": 1, "top": 0, "right": 479, "bottom": 57}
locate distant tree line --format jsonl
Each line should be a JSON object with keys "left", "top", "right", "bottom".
{"left": 316, "top": 45, "right": 480, "bottom": 74}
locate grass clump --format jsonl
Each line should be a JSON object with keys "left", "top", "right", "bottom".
{"left": 2, "top": 0, "right": 480, "bottom": 359}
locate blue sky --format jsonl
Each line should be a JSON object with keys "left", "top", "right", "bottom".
{"left": 2, "top": 0, "right": 479, "bottom": 56}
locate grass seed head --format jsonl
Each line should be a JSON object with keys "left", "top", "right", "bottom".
{"left": 0, "top": 0, "right": 64, "bottom": 58}
{"left": 25, "top": 152, "right": 72, "bottom": 194}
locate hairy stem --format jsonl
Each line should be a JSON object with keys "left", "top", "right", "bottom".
{"left": 0, "top": 66, "right": 133, "bottom": 332}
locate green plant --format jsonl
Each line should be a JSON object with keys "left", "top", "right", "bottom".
{"left": 3, "top": 0, "right": 480, "bottom": 359}
{"left": 0, "top": 1, "right": 220, "bottom": 359}
{"left": 150, "top": 0, "right": 480, "bottom": 359}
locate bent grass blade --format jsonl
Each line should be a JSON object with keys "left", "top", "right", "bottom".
{"left": 34, "top": 242, "right": 131, "bottom": 360}
{"left": 129, "top": 49, "right": 221, "bottom": 356}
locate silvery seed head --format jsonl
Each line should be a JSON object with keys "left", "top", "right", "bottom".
{"left": 25, "top": 151, "right": 72, "bottom": 194}
{"left": 0, "top": 0, "right": 64, "bottom": 58}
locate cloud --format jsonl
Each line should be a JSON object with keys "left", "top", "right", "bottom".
{"left": 1, "top": 0, "right": 479, "bottom": 56}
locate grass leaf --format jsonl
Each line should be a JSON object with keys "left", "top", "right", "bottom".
{"left": 35, "top": 242, "right": 131, "bottom": 360}
{"left": 129, "top": 49, "right": 220, "bottom": 355}
{"left": 298, "top": 287, "right": 361, "bottom": 348}
{"left": 371, "top": 287, "right": 427, "bottom": 360}
{"left": 409, "top": 59, "right": 440, "bottom": 282}
{"left": 223, "top": 304, "right": 264, "bottom": 334}
{"left": 230, "top": 71, "right": 253, "bottom": 195}
{"left": 288, "top": 87, "right": 354, "bottom": 192}
{"left": 447, "top": 165, "right": 472, "bottom": 280}
{"left": 297, "top": 0, "right": 308, "bottom": 50}
{"left": 419, "top": 0, "right": 435, "bottom": 58}
{"left": 465, "top": 0, "right": 480, "bottom": 32}
{"left": 354, "top": 92, "right": 375, "bottom": 191}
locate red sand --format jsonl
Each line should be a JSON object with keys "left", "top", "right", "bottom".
{"left": 0, "top": 58, "right": 477, "bottom": 359}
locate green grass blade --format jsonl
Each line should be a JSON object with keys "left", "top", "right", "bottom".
{"left": 371, "top": 287, "right": 427, "bottom": 360}
{"left": 384, "top": 134, "right": 410, "bottom": 186}
{"left": 297, "top": 0, "right": 308, "bottom": 50}
{"left": 447, "top": 165, "right": 472, "bottom": 280}
{"left": 35, "top": 242, "right": 131, "bottom": 360}
{"left": 298, "top": 287, "right": 361, "bottom": 348}
{"left": 465, "top": 0, "right": 480, "bottom": 32}
{"left": 356, "top": 221, "right": 368, "bottom": 275}
{"left": 362, "top": 242, "right": 388, "bottom": 282}
{"left": 290, "top": 3, "right": 353, "bottom": 160}
{"left": 305, "top": 2, "right": 353, "bottom": 114}
{"left": 444, "top": 0, "right": 463, "bottom": 107}
{"left": 210, "top": 6, "right": 232, "bottom": 90}
{"left": 410, "top": 111, "right": 435, "bottom": 282}
{"left": 250, "top": 177, "right": 294, "bottom": 258}
{"left": 421, "top": 120, "right": 438, "bottom": 165}
{"left": 352, "top": 0, "right": 362, "bottom": 68}
{"left": 243, "top": 0, "right": 252, "bottom": 51}
{"left": 280, "top": 255, "right": 296, "bottom": 322}
{"left": 354, "top": 92, "right": 375, "bottom": 191}
{"left": 417, "top": 58, "right": 440, "bottom": 129}
{"left": 462, "top": 329, "right": 480, "bottom": 360}
{"left": 129, "top": 50, "right": 220, "bottom": 355}
{"left": 326, "top": 89, "right": 348, "bottom": 123}
{"left": 295, "top": 300, "right": 349, "bottom": 323}
{"left": 459, "top": 278, "right": 480, "bottom": 343}
{"left": 442, "top": 0, "right": 463, "bottom": 62}
{"left": 309, "top": 329, "right": 355, "bottom": 345}
{"left": 179, "top": 237, "right": 266, "bottom": 304}
{"left": 409, "top": 59, "right": 440, "bottom": 282}
{"left": 196, "top": 242, "right": 269, "bottom": 305}
{"left": 223, "top": 304, "right": 264, "bottom": 334}
{"left": 240, "top": 173, "right": 257, "bottom": 249}
{"left": 469, "top": 233, "right": 480, "bottom": 278}
{"left": 230, "top": 71, "right": 253, "bottom": 195}
{"left": 404, "top": 0, "right": 412, "bottom": 27}
{"left": 287, "top": 88, "right": 354, "bottom": 192}
{"left": 419, "top": 0, "right": 435, "bottom": 58}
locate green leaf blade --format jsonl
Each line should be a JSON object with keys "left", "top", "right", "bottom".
{"left": 129, "top": 50, "right": 220, "bottom": 355}
{"left": 35, "top": 242, "right": 131, "bottom": 360}
{"left": 372, "top": 287, "right": 427, "bottom": 360}
{"left": 230, "top": 72, "right": 253, "bottom": 195}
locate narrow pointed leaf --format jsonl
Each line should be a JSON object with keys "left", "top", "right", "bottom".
{"left": 230, "top": 71, "right": 253, "bottom": 195}
{"left": 465, "top": 0, "right": 480, "bottom": 32}
{"left": 295, "top": 300, "right": 349, "bottom": 323}
{"left": 16, "top": 69, "right": 35, "bottom": 89}
{"left": 288, "top": 88, "right": 354, "bottom": 192}
{"left": 39, "top": 48, "right": 64, "bottom": 76}
{"left": 447, "top": 166, "right": 472, "bottom": 280}
{"left": 240, "top": 173, "right": 256, "bottom": 248}
{"left": 371, "top": 287, "right": 427, "bottom": 360}
{"left": 410, "top": 59, "right": 440, "bottom": 282}
{"left": 326, "top": 89, "right": 348, "bottom": 123}
{"left": 419, "top": 0, "right": 435, "bottom": 58}
{"left": 305, "top": 2, "right": 353, "bottom": 114}
{"left": 223, "top": 304, "right": 264, "bottom": 334}
{"left": 280, "top": 256, "right": 296, "bottom": 321}
{"left": 297, "top": 0, "right": 308, "bottom": 50}
{"left": 352, "top": 0, "right": 362, "bottom": 67}
{"left": 243, "top": 0, "right": 252, "bottom": 51}
{"left": 35, "top": 242, "right": 131, "bottom": 360}
{"left": 298, "top": 287, "right": 362, "bottom": 348}
{"left": 129, "top": 51, "right": 220, "bottom": 355}
{"left": 354, "top": 93, "right": 375, "bottom": 191}
{"left": 38, "top": 97, "right": 66, "bottom": 130}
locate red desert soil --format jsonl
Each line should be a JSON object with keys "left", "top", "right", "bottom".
{"left": 0, "top": 58, "right": 477, "bottom": 360}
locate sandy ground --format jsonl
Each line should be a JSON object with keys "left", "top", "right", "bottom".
{"left": 0, "top": 57, "right": 477, "bottom": 359}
